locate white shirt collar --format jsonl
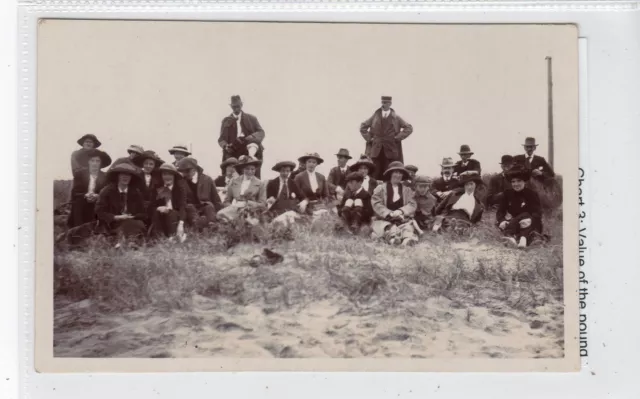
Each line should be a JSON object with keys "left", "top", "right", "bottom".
{"left": 118, "top": 186, "right": 128, "bottom": 194}
{"left": 381, "top": 108, "right": 390, "bottom": 117}
{"left": 525, "top": 153, "right": 533, "bottom": 159}
{"left": 191, "top": 171, "right": 199, "bottom": 184}
{"left": 233, "top": 112, "right": 242, "bottom": 119}
{"left": 355, "top": 187, "right": 364, "bottom": 195}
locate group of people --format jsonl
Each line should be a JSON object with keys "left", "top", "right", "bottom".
{"left": 61, "top": 95, "right": 558, "bottom": 249}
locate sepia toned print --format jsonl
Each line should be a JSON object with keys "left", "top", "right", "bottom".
{"left": 37, "top": 20, "right": 579, "bottom": 372}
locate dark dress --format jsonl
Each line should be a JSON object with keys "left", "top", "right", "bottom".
{"left": 150, "top": 181, "right": 188, "bottom": 237}
{"left": 339, "top": 187, "right": 373, "bottom": 228}
{"left": 95, "top": 183, "right": 148, "bottom": 238}
{"left": 266, "top": 177, "right": 305, "bottom": 216}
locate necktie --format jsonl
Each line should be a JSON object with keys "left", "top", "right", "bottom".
{"left": 526, "top": 156, "right": 532, "bottom": 168}
{"left": 120, "top": 192, "right": 128, "bottom": 214}
{"left": 279, "top": 180, "right": 289, "bottom": 200}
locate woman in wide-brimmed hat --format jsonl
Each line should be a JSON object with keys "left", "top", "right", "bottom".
{"left": 265, "top": 161, "right": 307, "bottom": 225}
{"left": 370, "top": 161, "right": 419, "bottom": 246}
{"left": 217, "top": 155, "right": 267, "bottom": 222}
{"left": 67, "top": 148, "right": 112, "bottom": 229}
{"left": 168, "top": 145, "right": 191, "bottom": 167}
{"left": 453, "top": 144, "right": 482, "bottom": 178}
{"left": 432, "top": 173, "right": 485, "bottom": 233}
{"left": 70, "top": 133, "right": 102, "bottom": 174}
{"left": 293, "top": 152, "right": 331, "bottom": 215}
{"left": 326, "top": 148, "right": 353, "bottom": 200}
{"left": 149, "top": 163, "right": 188, "bottom": 241}
{"left": 176, "top": 157, "right": 222, "bottom": 228}
{"left": 214, "top": 157, "right": 239, "bottom": 188}
{"left": 93, "top": 163, "right": 148, "bottom": 244}
{"left": 133, "top": 150, "right": 165, "bottom": 213}
{"left": 496, "top": 166, "right": 543, "bottom": 248}
{"left": 348, "top": 155, "right": 378, "bottom": 196}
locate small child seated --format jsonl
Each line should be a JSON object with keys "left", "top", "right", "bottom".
{"left": 338, "top": 172, "right": 373, "bottom": 233}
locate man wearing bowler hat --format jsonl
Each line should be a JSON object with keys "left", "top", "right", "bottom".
{"left": 513, "top": 137, "right": 555, "bottom": 183}
{"left": 360, "top": 96, "right": 413, "bottom": 181}
{"left": 453, "top": 144, "right": 482, "bottom": 178}
{"left": 218, "top": 95, "right": 266, "bottom": 178}
{"left": 486, "top": 155, "right": 515, "bottom": 207}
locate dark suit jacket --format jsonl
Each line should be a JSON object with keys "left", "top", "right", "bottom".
{"left": 339, "top": 187, "right": 373, "bottom": 222}
{"left": 152, "top": 180, "right": 188, "bottom": 222}
{"left": 294, "top": 171, "right": 330, "bottom": 201}
{"left": 486, "top": 173, "right": 511, "bottom": 206}
{"left": 95, "top": 183, "right": 147, "bottom": 226}
{"left": 343, "top": 177, "right": 378, "bottom": 199}
{"left": 68, "top": 169, "right": 108, "bottom": 228}
{"left": 496, "top": 187, "right": 542, "bottom": 224}
{"left": 185, "top": 168, "right": 223, "bottom": 211}
{"left": 139, "top": 173, "right": 164, "bottom": 204}
{"left": 327, "top": 166, "right": 349, "bottom": 194}
{"left": 513, "top": 154, "right": 555, "bottom": 180}
{"left": 453, "top": 159, "right": 482, "bottom": 178}
{"left": 218, "top": 112, "right": 265, "bottom": 156}
{"left": 360, "top": 108, "right": 413, "bottom": 161}
{"left": 434, "top": 189, "right": 484, "bottom": 224}
{"left": 266, "top": 177, "right": 305, "bottom": 214}
{"left": 70, "top": 149, "right": 90, "bottom": 174}
{"left": 429, "top": 176, "right": 459, "bottom": 200}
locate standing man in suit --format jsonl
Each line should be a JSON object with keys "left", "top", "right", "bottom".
{"left": 327, "top": 148, "right": 352, "bottom": 201}
{"left": 218, "top": 95, "right": 266, "bottom": 178}
{"left": 453, "top": 145, "right": 482, "bottom": 178}
{"left": 360, "top": 96, "right": 413, "bottom": 180}
{"left": 513, "top": 137, "right": 555, "bottom": 184}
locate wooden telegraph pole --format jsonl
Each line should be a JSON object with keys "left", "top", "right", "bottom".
{"left": 545, "top": 56, "right": 554, "bottom": 168}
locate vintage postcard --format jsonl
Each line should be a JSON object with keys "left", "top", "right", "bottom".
{"left": 36, "top": 20, "right": 579, "bottom": 372}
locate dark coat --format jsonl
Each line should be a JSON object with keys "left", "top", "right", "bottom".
{"left": 429, "top": 176, "right": 459, "bottom": 201}
{"left": 339, "top": 187, "right": 374, "bottom": 222}
{"left": 496, "top": 187, "right": 542, "bottom": 226}
{"left": 139, "top": 173, "right": 164, "bottom": 204}
{"left": 434, "top": 189, "right": 484, "bottom": 224}
{"left": 294, "top": 171, "right": 330, "bottom": 201}
{"left": 266, "top": 177, "right": 305, "bottom": 215}
{"left": 184, "top": 168, "right": 223, "bottom": 211}
{"left": 453, "top": 159, "right": 482, "bottom": 178}
{"left": 152, "top": 180, "right": 188, "bottom": 222}
{"left": 67, "top": 169, "right": 108, "bottom": 228}
{"left": 289, "top": 166, "right": 306, "bottom": 181}
{"left": 95, "top": 183, "right": 147, "bottom": 227}
{"left": 327, "top": 166, "right": 350, "bottom": 194}
{"left": 360, "top": 108, "right": 413, "bottom": 162}
{"left": 486, "top": 173, "right": 511, "bottom": 206}
{"left": 343, "top": 177, "right": 378, "bottom": 198}
{"left": 218, "top": 112, "right": 265, "bottom": 159}
{"left": 513, "top": 154, "right": 555, "bottom": 181}
{"left": 214, "top": 175, "right": 227, "bottom": 188}
{"left": 70, "top": 149, "right": 90, "bottom": 174}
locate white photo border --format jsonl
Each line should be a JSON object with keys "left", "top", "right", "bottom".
{"left": 16, "top": 0, "right": 639, "bottom": 398}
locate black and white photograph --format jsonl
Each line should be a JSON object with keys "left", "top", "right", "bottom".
{"left": 36, "top": 20, "right": 579, "bottom": 371}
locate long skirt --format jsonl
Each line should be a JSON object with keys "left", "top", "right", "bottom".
{"left": 67, "top": 197, "right": 97, "bottom": 228}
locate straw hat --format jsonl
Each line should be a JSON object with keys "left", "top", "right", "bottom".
{"left": 383, "top": 161, "right": 410, "bottom": 181}
{"left": 298, "top": 152, "right": 324, "bottom": 165}
{"left": 440, "top": 157, "right": 455, "bottom": 168}
{"left": 234, "top": 155, "right": 262, "bottom": 172}
{"left": 77, "top": 134, "right": 102, "bottom": 148}
{"left": 168, "top": 145, "right": 192, "bottom": 156}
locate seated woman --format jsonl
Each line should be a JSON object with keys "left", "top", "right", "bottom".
{"left": 432, "top": 174, "right": 484, "bottom": 233}
{"left": 133, "top": 150, "right": 164, "bottom": 215}
{"left": 293, "top": 152, "right": 331, "bottom": 216}
{"left": 339, "top": 172, "right": 374, "bottom": 234}
{"left": 67, "top": 148, "right": 112, "bottom": 229}
{"left": 496, "top": 167, "right": 543, "bottom": 248}
{"left": 149, "top": 164, "right": 188, "bottom": 241}
{"left": 370, "top": 162, "right": 419, "bottom": 246}
{"left": 348, "top": 155, "right": 379, "bottom": 196}
{"left": 266, "top": 160, "right": 306, "bottom": 226}
{"left": 214, "top": 157, "right": 239, "bottom": 203}
{"left": 95, "top": 163, "right": 148, "bottom": 244}
{"left": 217, "top": 155, "right": 267, "bottom": 222}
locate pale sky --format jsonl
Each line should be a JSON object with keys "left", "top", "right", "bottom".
{"left": 37, "top": 21, "right": 578, "bottom": 180}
